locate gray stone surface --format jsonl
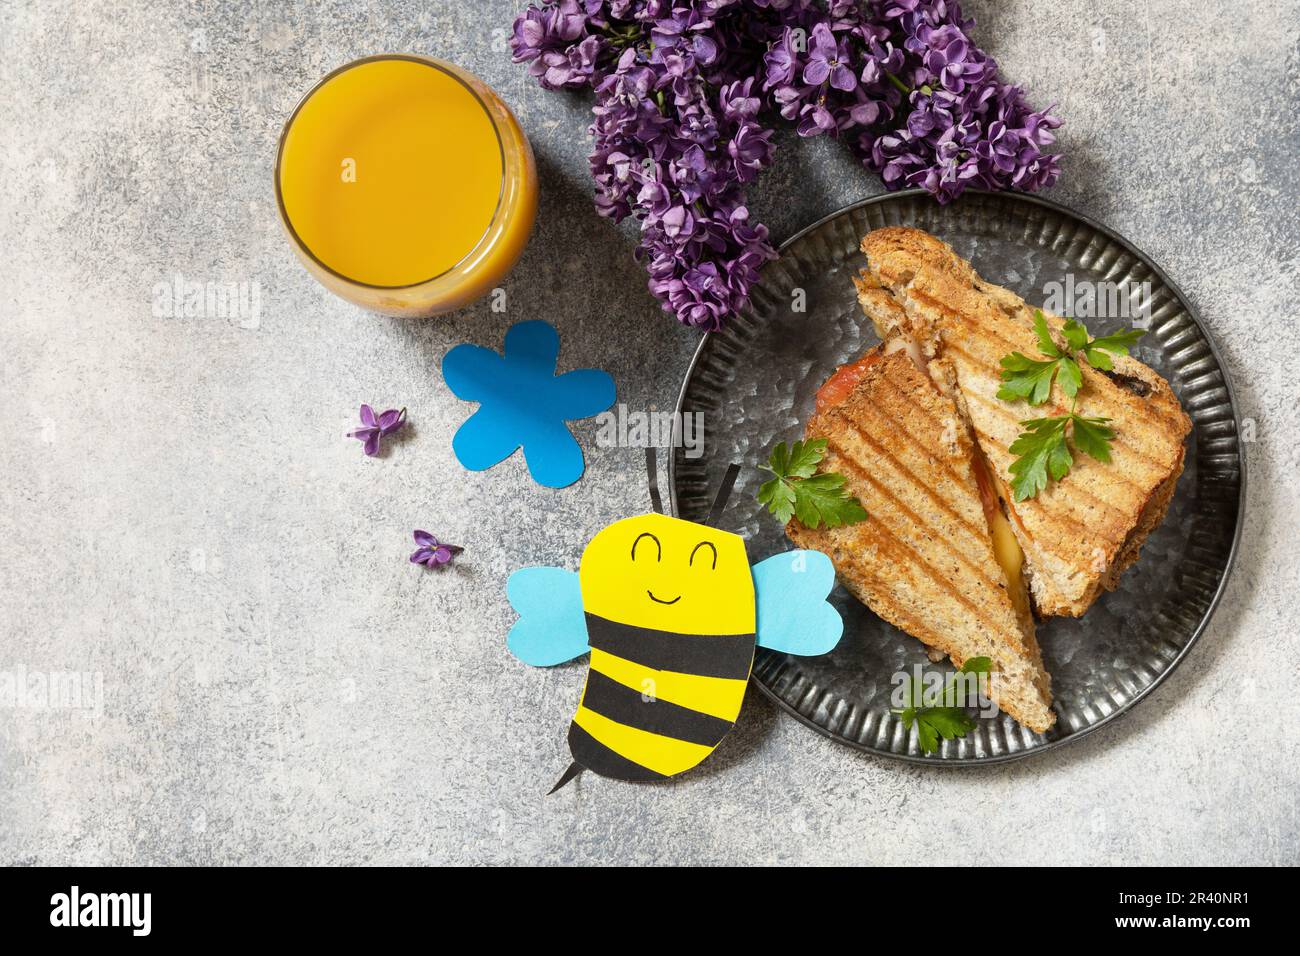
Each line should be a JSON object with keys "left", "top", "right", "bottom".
{"left": 0, "top": 1, "right": 1296, "bottom": 866}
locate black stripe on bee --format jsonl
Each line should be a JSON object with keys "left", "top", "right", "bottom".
{"left": 567, "top": 723, "right": 666, "bottom": 782}
{"left": 581, "top": 670, "right": 734, "bottom": 748}
{"left": 585, "top": 614, "right": 755, "bottom": 681}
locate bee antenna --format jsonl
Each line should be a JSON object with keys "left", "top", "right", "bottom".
{"left": 705, "top": 463, "right": 742, "bottom": 528}
{"left": 645, "top": 447, "right": 664, "bottom": 514}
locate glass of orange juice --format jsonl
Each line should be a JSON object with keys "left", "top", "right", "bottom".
{"left": 275, "top": 55, "right": 537, "bottom": 316}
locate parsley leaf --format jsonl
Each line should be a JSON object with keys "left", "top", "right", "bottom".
{"left": 895, "top": 657, "right": 993, "bottom": 754}
{"left": 1055, "top": 351, "right": 1083, "bottom": 398}
{"left": 1060, "top": 318, "right": 1090, "bottom": 351}
{"left": 792, "top": 473, "right": 869, "bottom": 528}
{"left": 1083, "top": 328, "right": 1145, "bottom": 370}
{"left": 781, "top": 437, "right": 825, "bottom": 479}
{"left": 1069, "top": 414, "right": 1115, "bottom": 463}
{"left": 1033, "top": 310, "right": 1063, "bottom": 357}
{"left": 758, "top": 439, "right": 868, "bottom": 529}
{"left": 996, "top": 311, "right": 1145, "bottom": 499}
{"left": 1053, "top": 316, "right": 1147, "bottom": 371}
{"left": 1008, "top": 413, "right": 1119, "bottom": 501}
{"left": 1008, "top": 415, "right": 1072, "bottom": 501}
{"left": 756, "top": 474, "right": 798, "bottom": 523}
{"left": 913, "top": 714, "right": 940, "bottom": 753}
{"left": 996, "top": 352, "right": 1062, "bottom": 404}
{"left": 997, "top": 310, "right": 1082, "bottom": 405}
{"left": 917, "top": 708, "right": 976, "bottom": 748}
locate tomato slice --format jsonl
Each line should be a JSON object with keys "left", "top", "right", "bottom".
{"left": 815, "top": 351, "right": 883, "bottom": 412}
{"left": 972, "top": 453, "right": 1001, "bottom": 524}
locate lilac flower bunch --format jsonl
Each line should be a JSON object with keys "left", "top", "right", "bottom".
{"left": 511, "top": 0, "right": 1061, "bottom": 330}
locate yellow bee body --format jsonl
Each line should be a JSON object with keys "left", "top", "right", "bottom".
{"left": 570, "top": 513, "right": 755, "bottom": 779}
{"left": 507, "top": 461, "right": 843, "bottom": 790}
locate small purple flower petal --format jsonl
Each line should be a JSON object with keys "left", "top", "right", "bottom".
{"left": 377, "top": 407, "right": 406, "bottom": 433}
{"left": 410, "top": 531, "right": 462, "bottom": 569}
{"left": 802, "top": 58, "right": 830, "bottom": 86}
{"left": 829, "top": 64, "right": 857, "bottom": 92}
{"left": 350, "top": 405, "right": 407, "bottom": 456}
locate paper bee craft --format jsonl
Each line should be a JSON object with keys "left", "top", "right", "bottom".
{"left": 507, "top": 450, "right": 844, "bottom": 792}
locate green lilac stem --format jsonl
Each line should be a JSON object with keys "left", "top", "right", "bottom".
{"left": 884, "top": 71, "right": 911, "bottom": 96}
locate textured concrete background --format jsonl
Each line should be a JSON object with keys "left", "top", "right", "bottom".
{"left": 1, "top": 1, "right": 1296, "bottom": 865}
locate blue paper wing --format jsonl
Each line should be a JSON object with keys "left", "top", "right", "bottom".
{"left": 752, "top": 550, "right": 843, "bottom": 656}
{"left": 506, "top": 566, "right": 590, "bottom": 666}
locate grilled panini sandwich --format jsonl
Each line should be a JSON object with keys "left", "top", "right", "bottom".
{"left": 856, "top": 227, "right": 1192, "bottom": 618}
{"left": 786, "top": 346, "right": 1055, "bottom": 733}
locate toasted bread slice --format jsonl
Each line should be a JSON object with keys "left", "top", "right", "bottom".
{"left": 858, "top": 227, "right": 1192, "bottom": 617}
{"left": 787, "top": 348, "right": 1055, "bottom": 734}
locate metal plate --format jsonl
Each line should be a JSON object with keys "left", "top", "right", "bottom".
{"left": 670, "top": 189, "right": 1245, "bottom": 765}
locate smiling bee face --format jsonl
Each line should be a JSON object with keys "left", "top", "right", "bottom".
{"left": 578, "top": 513, "right": 755, "bottom": 636}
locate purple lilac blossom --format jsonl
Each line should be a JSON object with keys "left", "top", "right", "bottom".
{"left": 510, "top": 0, "right": 1061, "bottom": 329}
{"left": 348, "top": 405, "right": 407, "bottom": 457}
{"left": 410, "top": 531, "right": 463, "bottom": 568}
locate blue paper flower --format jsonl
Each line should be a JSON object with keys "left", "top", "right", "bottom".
{"left": 442, "top": 320, "right": 616, "bottom": 488}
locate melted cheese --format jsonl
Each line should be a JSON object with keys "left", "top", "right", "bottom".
{"left": 988, "top": 509, "right": 1027, "bottom": 615}
{"left": 971, "top": 447, "right": 1028, "bottom": 614}
{"left": 884, "top": 333, "right": 926, "bottom": 371}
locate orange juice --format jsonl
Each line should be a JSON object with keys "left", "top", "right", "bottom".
{"left": 276, "top": 55, "right": 537, "bottom": 315}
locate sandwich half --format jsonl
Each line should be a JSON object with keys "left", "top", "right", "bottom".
{"left": 856, "top": 227, "right": 1192, "bottom": 617}
{"left": 786, "top": 346, "right": 1055, "bottom": 733}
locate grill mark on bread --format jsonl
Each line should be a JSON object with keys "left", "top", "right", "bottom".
{"left": 939, "top": 342, "right": 1181, "bottom": 473}
{"left": 869, "top": 360, "right": 961, "bottom": 441}
{"left": 873, "top": 279, "right": 1189, "bottom": 441}
{"left": 792, "top": 459, "right": 1054, "bottom": 732}
{"left": 960, "top": 388, "right": 1167, "bottom": 488}
{"left": 789, "top": 336, "right": 1054, "bottom": 731}
{"left": 905, "top": 288, "right": 1027, "bottom": 353}
{"left": 1099, "top": 446, "right": 1185, "bottom": 587}
{"left": 789, "top": 521, "right": 970, "bottom": 669}
{"left": 884, "top": 327, "right": 1139, "bottom": 599}
{"left": 819, "top": 350, "right": 969, "bottom": 474}
{"left": 828, "top": 352, "right": 994, "bottom": 547}
{"left": 801, "top": 454, "right": 1010, "bottom": 629}
{"left": 816, "top": 361, "right": 987, "bottom": 554}
{"left": 935, "top": 319, "right": 1186, "bottom": 448}
{"left": 968, "top": 422, "right": 1132, "bottom": 555}
{"left": 845, "top": 386, "right": 989, "bottom": 533}
{"left": 822, "top": 434, "right": 1003, "bottom": 592}
{"left": 824, "top": 411, "right": 982, "bottom": 544}
{"left": 857, "top": 225, "right": 1190, "bottom": 620}
{"left": 811, "top": 532, "right": 1007, "bottom": 674}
